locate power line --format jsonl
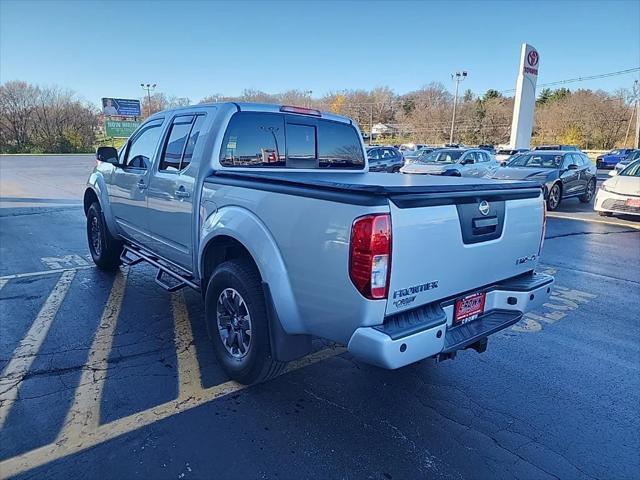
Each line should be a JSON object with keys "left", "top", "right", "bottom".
{"left": 501, "top": 67, "right": 640, "bottom": 94}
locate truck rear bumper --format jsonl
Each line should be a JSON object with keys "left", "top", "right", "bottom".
{"left": 347, "top": 272, "right": 553, "bottom": 369}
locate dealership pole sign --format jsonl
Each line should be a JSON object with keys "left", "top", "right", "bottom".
{"left": 101, "top": 98, "right": 141, "bottom": 117}
{"left": 509, "top": 43, "right": 539, "bottom": 149}
{"left": 104, "top": 120, "right": 141, "bottom": 138}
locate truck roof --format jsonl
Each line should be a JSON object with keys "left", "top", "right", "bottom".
{"left": 149, "top": 102, "right": 352, "bottom": 125}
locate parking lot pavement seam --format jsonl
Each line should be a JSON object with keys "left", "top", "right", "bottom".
{"left": 56, "top": 270, "right": 128, "bottom": 442}
{"left": 0, "top": 269, "right": 76, "bottom": 429}
{"left": 0, "top": 346, "right": 346, "bottom": 478}
{"left": 0, "top": 265, "right": 94, "bottom": 281}
{"left": 545, "top": 229, "right": 639, "bottom": 240}
{"left": 172, "top": 291, "right": 203, "bottom": 401}
{"left": 546, "top": 213, "right": 640, "bottom": 230}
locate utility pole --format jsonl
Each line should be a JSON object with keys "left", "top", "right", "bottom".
{"left": 369, "top": 104, "right": 374, "bottom": 146}
{"left": 140, "top": 83, "right": 157, "bottom": 117}
{"left": 635, "top": 79, "right": 640, "bottom": 149}
{"left": 449, "top": 71, "right": 467, "bottom": 144}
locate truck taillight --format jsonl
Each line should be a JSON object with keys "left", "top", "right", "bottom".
{"left": 349, "top": 214, "right": 391, "bottom": 299}
{"left": 539, "top": 198, "right": 547, "bottom": 255}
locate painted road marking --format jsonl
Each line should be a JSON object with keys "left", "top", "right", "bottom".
{"left": 0, "top": 270, "right": 76, "bottom": 428}
{"left": 40, "top": 254, "right": 90, "bottom": 270}
{"left": 0, "top": 265, "right": 94, "bottom": 281}
{"left": 57, "top": 270, "right": 128, "bottom": 441}
{"left": 512, "top": 285, "right": 596, "bottom": 333}
{"left": 547, "top": 212, "right": 640, "bottom": 230}
{"left": 0, "top": 346, "right": 346, "bottom": 478}
{"left": 172, "top": 291, "right": 203, "bottom": 401}
{"left": 0, "top": 279, "right": 7, "bottom": 291}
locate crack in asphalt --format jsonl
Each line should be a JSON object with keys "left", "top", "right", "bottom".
{"left": 546, "top": 229, "right": 639, "bottom": 240}
{"left": 407, "top": 371, "right": 599, "bottom": 480}
{"left": 299, "top": 384, "right": 447, "bottom": 478}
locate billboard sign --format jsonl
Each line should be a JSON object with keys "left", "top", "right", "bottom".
{"left": 102, "top": 98, "right": 141, "bottom": 117}
{"left": 509, "top": 43, "right": 540, "bottom": 149}
{"left": 104, "top": 120, "right": 141, "bottom": 138}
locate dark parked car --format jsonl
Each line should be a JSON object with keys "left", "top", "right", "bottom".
{"left": 478, "top": 144, "right": 496, "bottom": 154}
{"left": 366, "top": 146, "right": 404, "bottom": 172}
{"left": 596, "top": 148, "right": 636, "bottom": 169}
{"left": 495, "top": 148, "right": 529, "bottom": 163}
{"left": 533, "top": 144, "right": 579, "bottom": 151}
{"left": 612, "top": 149, "right": 640, "bottom": 174}
{"left": 402, "top": 147, "right": 437, "bottom": 162}
{"left": 489, "top": 150, "right": 597, "bottom": 210}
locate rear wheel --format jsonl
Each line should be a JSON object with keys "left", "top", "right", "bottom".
{"left": 579, "top": 179, "right": 596, "bottom": 203}
{"left": 86, "top": 202, "right": 122, "bottom": 270}
{"left": 546, "top": 183, "right": 562, "bottom": 211}
{"left": 204, "top": 259, "right": 287, "bottom": 384}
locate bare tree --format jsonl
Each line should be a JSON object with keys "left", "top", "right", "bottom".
{"left": 0, "top": 81, "right": 39, "bottom": 152}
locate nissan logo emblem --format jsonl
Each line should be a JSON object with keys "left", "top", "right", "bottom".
{"left": 479, "top": 200, "right": 490, "bottom": 216}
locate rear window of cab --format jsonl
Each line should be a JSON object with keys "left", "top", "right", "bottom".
{"left": 220, "top": 112, "right": 365, "bottom": 169}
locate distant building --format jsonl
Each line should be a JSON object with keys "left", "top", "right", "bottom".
{"left": 371, "top": 123, "right": 398, "bottom": 136}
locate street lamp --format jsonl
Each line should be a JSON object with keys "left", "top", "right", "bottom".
{"left": 140, "top": 83, "right": 157, "bottom": 116}
{"left": 449, "top": 71, "right": 467, "bottom": 144}
{"left": 304, "top": 90, "right": 313, "bottom": 108}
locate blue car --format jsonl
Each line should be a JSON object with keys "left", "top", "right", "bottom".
{"left": 596, "top": 148, "right": 635, "bottom": 169}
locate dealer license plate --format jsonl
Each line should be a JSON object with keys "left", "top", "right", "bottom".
{"left": 454, "top": 292, "right": 486, "bottom": 325}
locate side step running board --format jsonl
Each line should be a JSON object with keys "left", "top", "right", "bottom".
{"left": 120, "top": 245, "right": 200, "bottom": 292}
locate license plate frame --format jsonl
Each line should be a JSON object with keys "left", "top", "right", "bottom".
{"left": 453, "top": 292, "right": 486, "bottom": 326}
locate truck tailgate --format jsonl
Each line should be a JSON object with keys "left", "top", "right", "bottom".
{"left": 386, "top": 188, "right": 544, "bottom": 316}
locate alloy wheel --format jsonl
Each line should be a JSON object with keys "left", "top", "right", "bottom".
{"left": 216, "top": 288, "right": 252, "bottom": 359}
{"left": 90, "top": 215, "right": 102, "bottom": 256}
{"left": 549, "top": 185, "right": 560, "bottom": 210}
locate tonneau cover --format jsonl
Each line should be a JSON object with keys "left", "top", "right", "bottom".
{"left": 209, "top": 170, "right": 541, "bottom": 196}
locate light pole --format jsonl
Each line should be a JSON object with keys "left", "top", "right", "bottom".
{"left": 634, "top": 79, "right": 640, "bottom": 149}
{"left": 140, "top": 83, "right": 157, "bottom": 116}
{"left": 449, "top": 71, "right": 467, "bottom": 144}
{"left": 304, "top": 90, "right": 313, "bottom": 108}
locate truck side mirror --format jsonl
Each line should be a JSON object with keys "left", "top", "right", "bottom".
{"left": 567, "top": 164, "right": 578, "bottom": 170}
{"left": 96, "top": 146, "right": 119, "bottom": 165}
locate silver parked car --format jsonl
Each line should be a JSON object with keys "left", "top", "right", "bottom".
{"left": 400, "top": 148, "right": 499, "bottom": 178}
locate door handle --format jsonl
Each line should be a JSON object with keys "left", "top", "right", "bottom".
{"left": 175, "top": 187, "right": 190, "bottom": 198}
{"left": 137, "top": 179, "right": 147, "bottom": 190}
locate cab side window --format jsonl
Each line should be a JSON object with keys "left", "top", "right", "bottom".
{"left": 125, "top": 121, "right": 163, "bottom": 169}
{"left": 181, "top": 115, "right": 206, "bottom": 170}
{"left": 159, "top": 114, "right": 206, "bottom": 172}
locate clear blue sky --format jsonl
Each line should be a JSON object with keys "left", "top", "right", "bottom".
{"left": 1, "top": 0, "right": 638, "bottom": 105}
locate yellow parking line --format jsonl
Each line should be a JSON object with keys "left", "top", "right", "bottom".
{"left": 0, "top": 265, "right": 94, "bottom": 281}
{"left": 172, "top": 291, "right": 203, "bottom": 400}
{"left": 56, "top": 270, "right": 128, "bottom": 441}
{"left": 0, "top": 270, "right": 76, "bottom": 428}
{"left": 546, "top": 213, "right": 640, "bottom": 230}
{"left": 0, "top": 346, "right": 346, "bottom": 478}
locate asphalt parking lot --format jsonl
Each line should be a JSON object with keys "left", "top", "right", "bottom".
{"left": 1, "top": 155, "right": 639, "bottom": 479}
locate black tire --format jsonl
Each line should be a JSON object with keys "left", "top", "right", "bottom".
{"left": 579, "top": 179, "right": 596, "bottom": 203}
{"left": 204, "top": 259, "right": 287, "bottom": 385}
{"left": 546, "top": 183, "right": 562, "bottom": 211}
{"left": 86, "top": 202, "right": 122, "bottom": 270}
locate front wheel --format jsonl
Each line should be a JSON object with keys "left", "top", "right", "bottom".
{"left": 579, "top": 179, "right": 596, "bottom": 203}
{"left": 86, "top": 202, "right": 122, "bottom": 270}
{"left": 204, "top": 259, "right": 287, "bottom": 384}
{"left": 546, "top": 183, "right": 562, "bottom": 211}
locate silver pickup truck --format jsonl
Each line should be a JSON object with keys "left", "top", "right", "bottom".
{"left": 84, "top": 103, "right": 553, "bottom": 384}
